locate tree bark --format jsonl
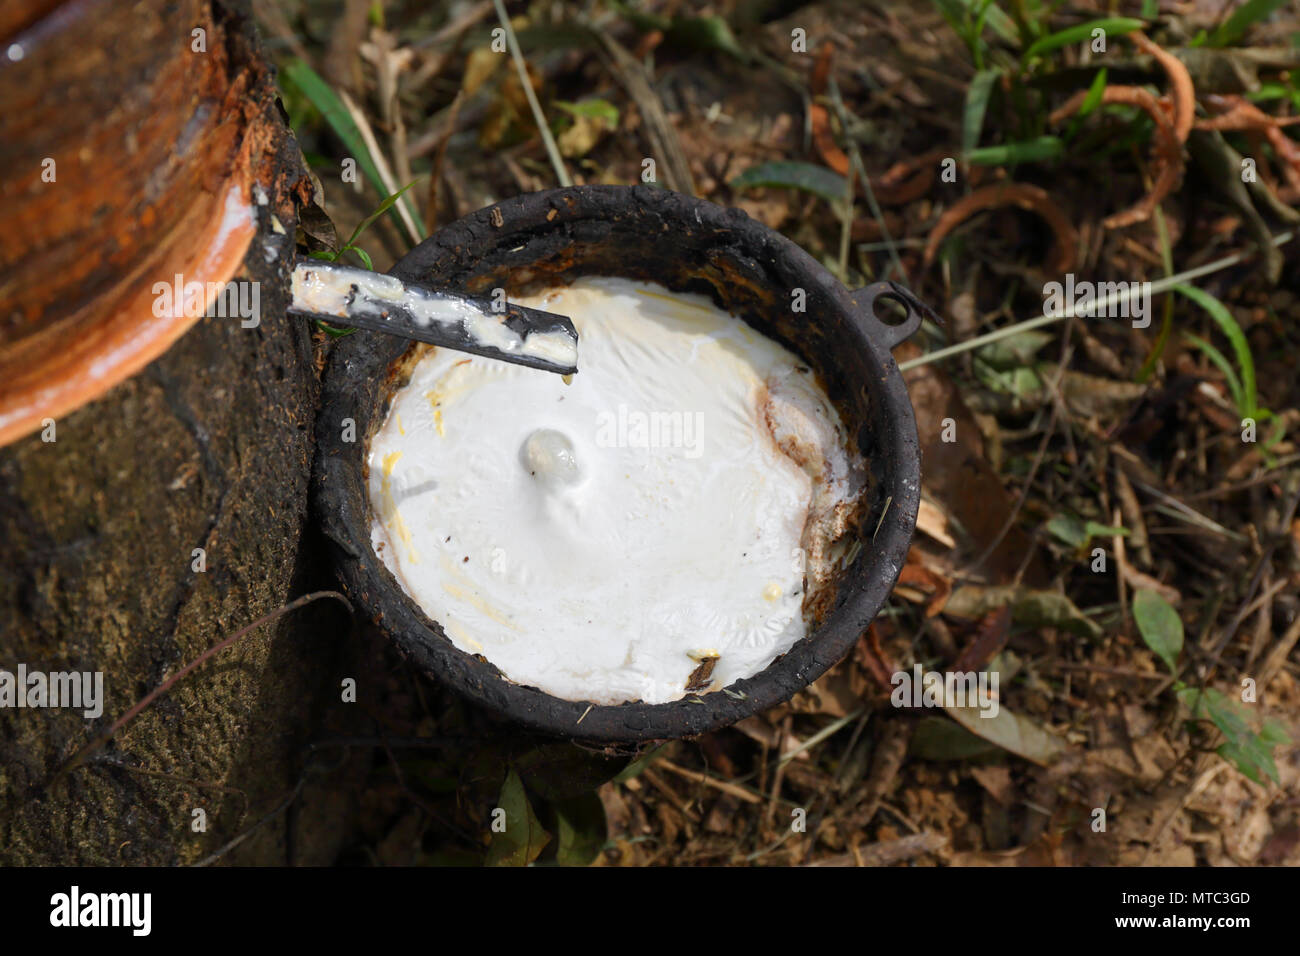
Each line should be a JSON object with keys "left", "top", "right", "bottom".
{"left": 0, "top": 0, "right": 350, "bottom": 865}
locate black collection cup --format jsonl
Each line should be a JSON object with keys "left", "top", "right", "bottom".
{"left": 314, "top": 184, "right": 927, "bottom": 743}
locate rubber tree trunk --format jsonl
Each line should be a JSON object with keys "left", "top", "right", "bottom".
{"left": 0, "top": 0, "right": 348, "bottom": 865}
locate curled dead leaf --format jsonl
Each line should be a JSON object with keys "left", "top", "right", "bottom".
{"left": 1131, "top": 32, "right": 1194, "bottom": 144}
{"left": 923, "top": 183, "right": 1078, "bottom": 276}
{"left": 1050, "top": 85, "right": 1184, "bottom": 229}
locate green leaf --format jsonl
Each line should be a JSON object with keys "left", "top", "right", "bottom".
{"left": 1258, "top": 720, "right": 1292, "bottom": 747}
{"left": 347, "top": 245, "right": 374, "bottom": 271}
{"left": 485, "top": 770, "right": 551, "bottom": 866}
{"left": 1085, "top": 521, "right": 1128, "bottom": 539}
{"left": 945, "top": 585, "right": 1103, "bottom": 639}
{"left": 963, "top": 69, "right": 1001, "bottom": 155}
{"left": 979, "top": 2, "right": 1020, "bottom": 45}
{"left": 512, "top": 742, "right": 624, "bottom": 801}
{"left": 668, "top": 15, "right": 749, "bottom": 61}
{"left": 1064, "top": 69, "right": 1109, "bottom": 145}
{"left": 931, "top": 0, "right": 970, "bottom": 41}
{"left": 730, "top": 161, "right": 850, "bottom": 203}
{"left": 553, "top": 792, "right": 608, "bottom": 867}
{"left": 1047, "top": 514, "right": 1129, "bottom": 548}
{"left": 1175, "top": 284, "right": 1257, "bottom": 420}
{"left": 911, "top": 715, "right": 1001, "bottom": 760}
{"left": 1022, "top": 17, "right": 1145, "bottom": 61}
{"left": 974, "top": 362, "right": 1042, "bottom": 398}
{"left": 1047, "top": 514, "right": 1088, "bottom": 547}
{"left": 554, "top": 98, "right": 620, "bottom": 126}
{"left": 1211, "top": 0, "right": 1288, "bottom": 47}
{"left": 965, "top": 135, "right": 1062, "bottom": 165}
{"left": 313, "top": 319, "right": 358, "bottom": 338}
{"left": 1132, "top": 589, "right": 1183, "bottom": 674}
{"left": 1178, "top": 687, "right": 1247, "bottom": 737}
{"left": 1177, "top": 687, "right": 1282, "bottom": 784}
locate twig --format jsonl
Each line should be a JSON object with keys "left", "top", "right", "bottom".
{"left": 427, "top": 90, "right": 463, "bottom": 228}
{"left": 1259, "top": 613, "right": 1300, "bottom": 690}
{"left": 52, "top": 591, "right": 352, "bottom": 786}
{"left": 1206, "top": 475, "right": 1300, "bottom": 666}
{"left": 900, "top": 231, "right": 1295, "bottom": 370}
{"left": 192, "top": 778, "right": 306, "bottom": 868}
{"left": 655, "top": 759, "right": 762, "bottom": 804}
{"left": 962, "top": 332, "right": 1072, "bottom": 578}
{"left": 765, "top": 714, "right": 793, "bottom": 825}
{"left": 778, "top": 707, "right": 865, "bottom": 768}
{"left": 641, "top": 768, "right": 701, "bottom": 824}
{"left": 827, "top": 77, "right": 908, "bottom": 285}
{"left": 338, "top": 89, "right": 425, "bottom": 243}
{"left": 492, "top": 0, "right": 571, "bottom": 188}
{"left": 588, "top": 22, "right": 693, "bottom": 193}
{"left": 804, "top": 831, "right": 947, "bottom": 867}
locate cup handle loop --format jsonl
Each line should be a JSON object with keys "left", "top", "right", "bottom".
{"left": 850, "top": 281, "right": 937, "bottom": 351}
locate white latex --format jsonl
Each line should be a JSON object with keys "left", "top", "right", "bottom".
{"left": 368, "top": 277, "right": 859, "bottom": 704}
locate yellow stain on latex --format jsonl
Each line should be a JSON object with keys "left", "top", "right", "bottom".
{"left": 382, "top": 450, "right": 403, "bottom": 478}
{"left": 393, "top": 511, "right": 419, "bottom": 564}
{"left": 424, "top": 391, "right": 447, "bottom": 437}
{"left": 379, "top": 450, "right": 418, "bottom": 563}
{"left": 375, "top": 450, "right": 402, "bottom": 522}
{"left": 446, "top": 619, "right": 484, "bottom": 653}
{"left": 763, "top": 582, "right": 782, "bottom": 602}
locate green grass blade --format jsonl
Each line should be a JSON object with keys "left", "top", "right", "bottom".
{"left": 1078, "top": 67, "right": 1108, "bottom": 118}
{"left": 1175, "top": 284, "right": 1257, "bottom": 420}
{"left": 979, "top": 1, "right": 1020, "bottom": 44}
{"left": 345, "top": 181, "right": 418, "bottom": 250}
{"left": 1023, "top": 17, "right": 1144, "bottom": 61}
{"left": 963, "top": 69, "right": 1001, "bottom": 155}
{"left": 965, "top": 135, "right": 1062, "bottom": 165}
{"left": 1183, "top": 333, "right": 1245, "bottom": 419}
